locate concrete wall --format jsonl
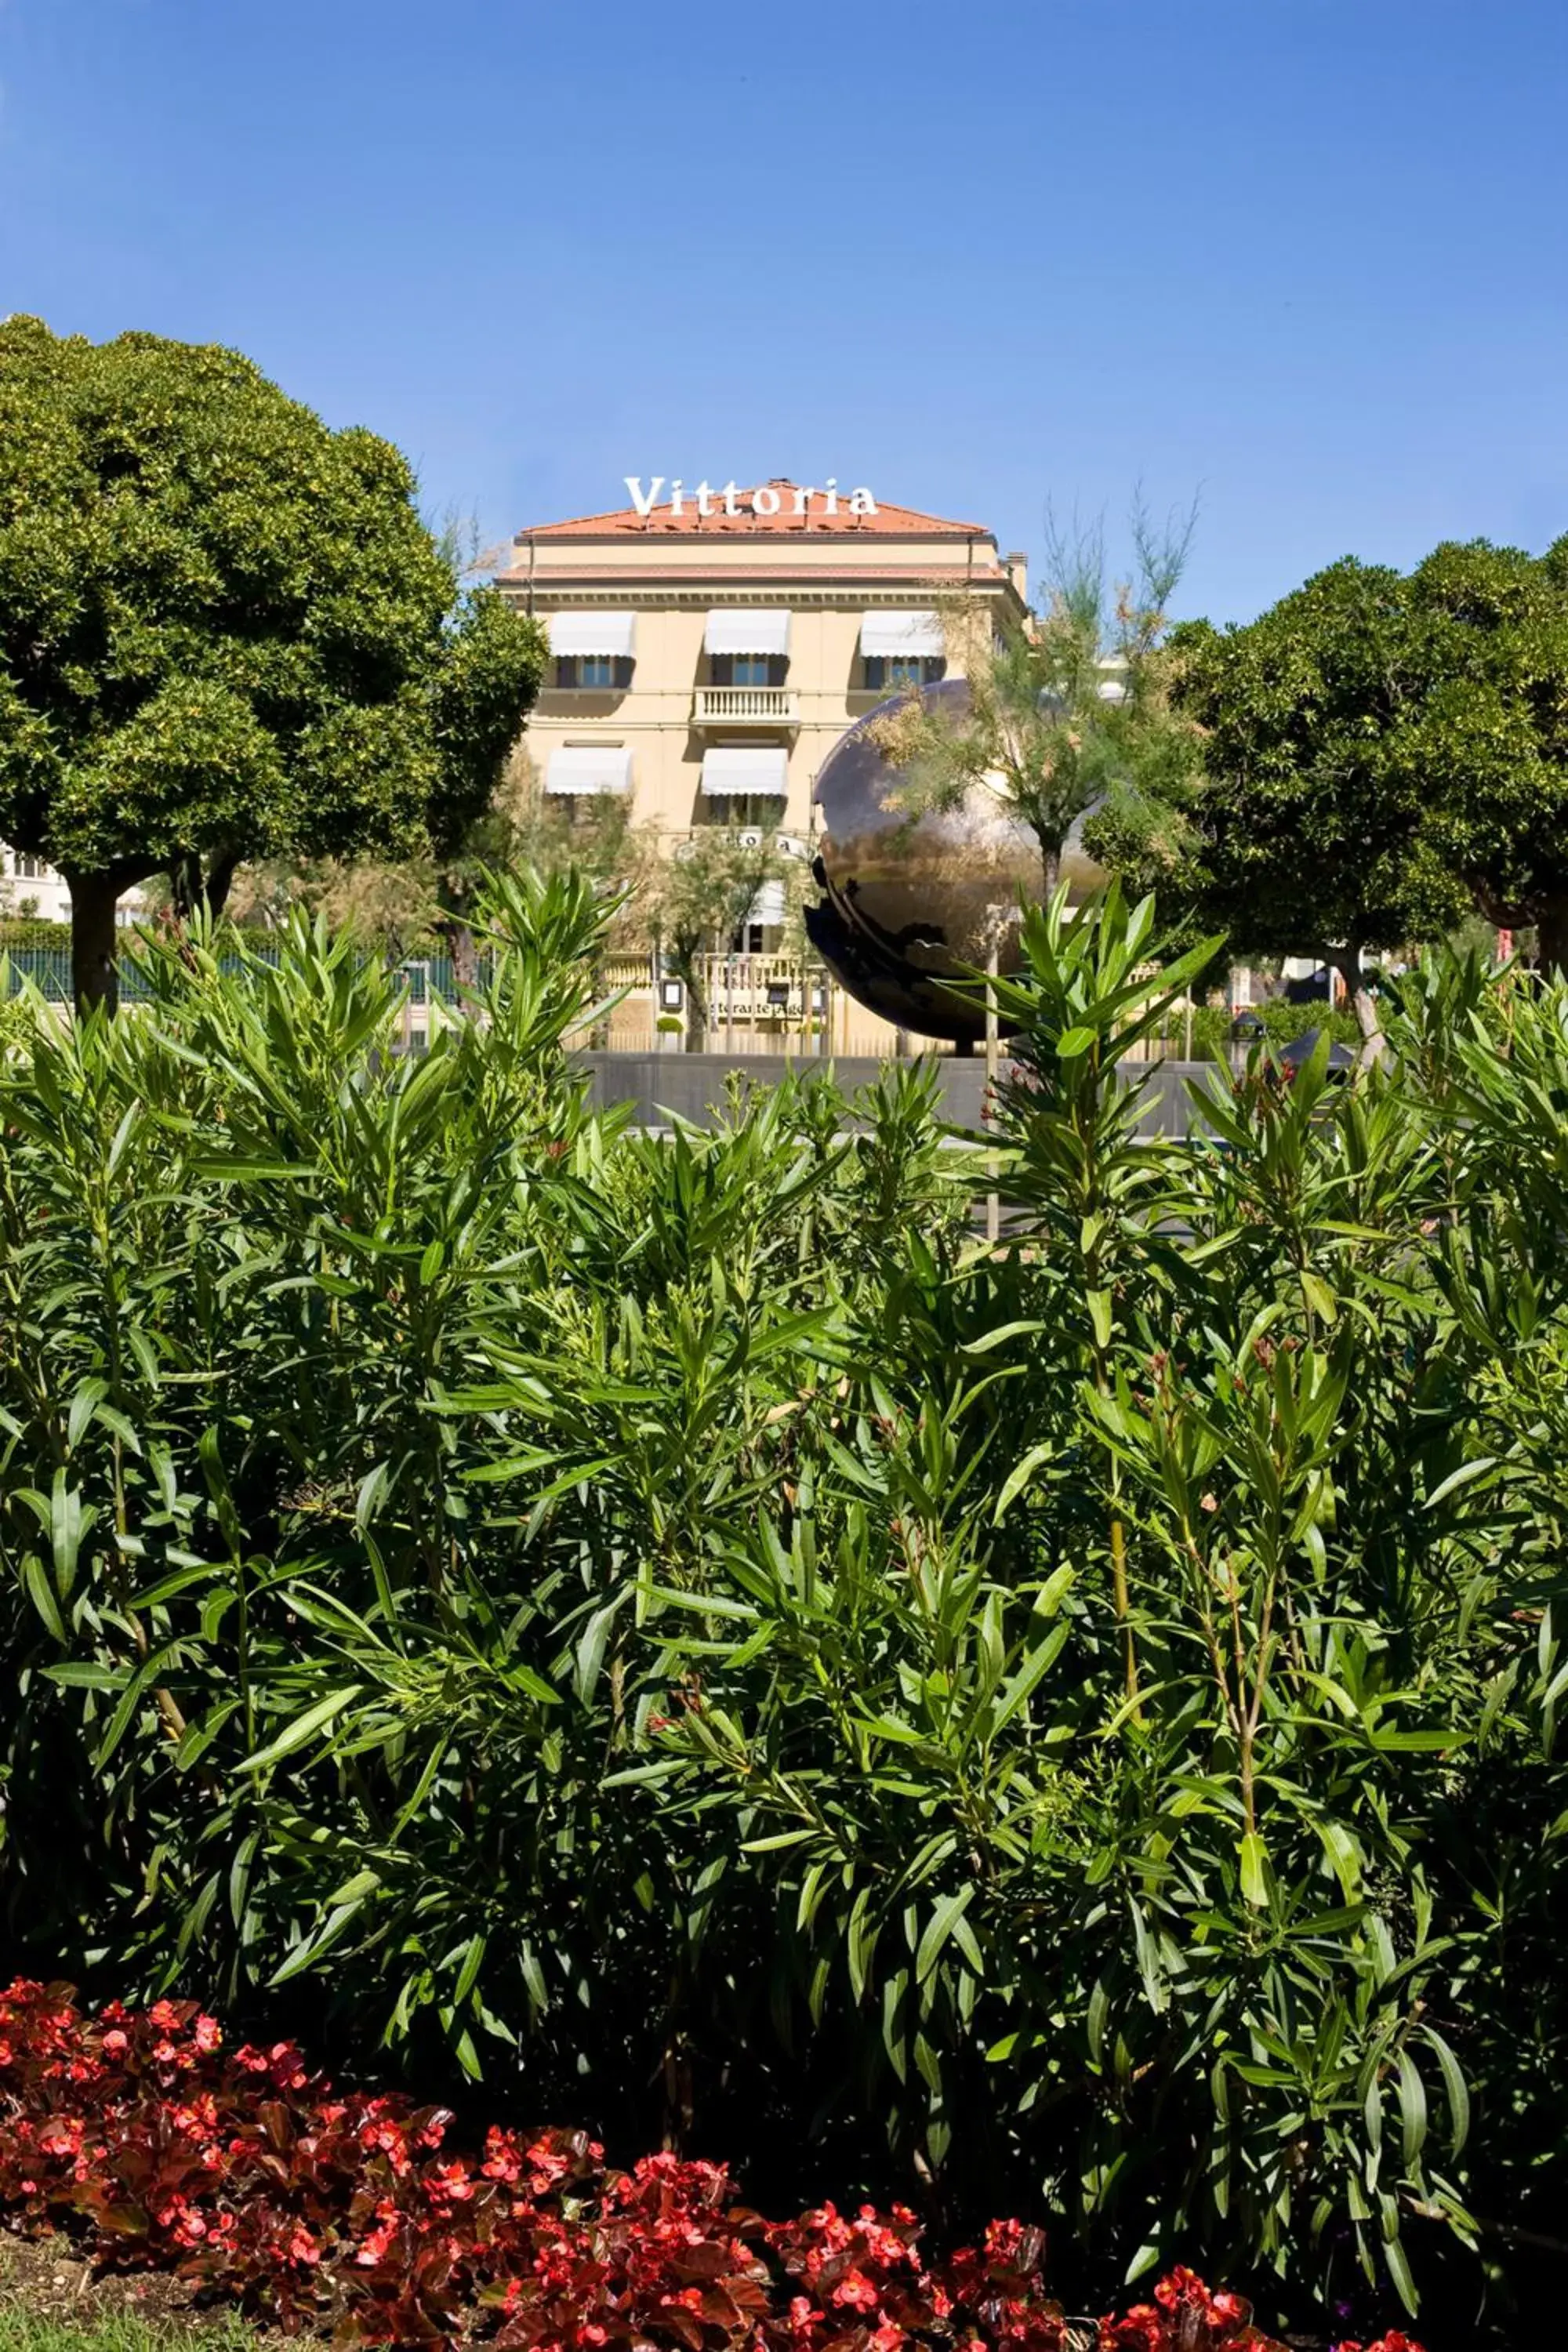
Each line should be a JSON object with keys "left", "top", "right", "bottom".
{"left": 572, "top": 1051, "right": 1225, "bottom": 1135}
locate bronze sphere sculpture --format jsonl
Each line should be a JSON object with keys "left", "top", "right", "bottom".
{"left": 804, "top": 681, "right": 1096, "bottom": 1043}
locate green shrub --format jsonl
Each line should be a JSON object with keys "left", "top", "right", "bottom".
{"left": 1181, "top": 997, "right": 1364, "bottom": 1062}
{"left": 1246, "top": 995, "right": 1363, "bottom": 1047}
{"left": 0, "top": 916, "right": 73, "bottom": 949}
{"left": 0, "top": 884, "right": 1564, "bottom": 2344}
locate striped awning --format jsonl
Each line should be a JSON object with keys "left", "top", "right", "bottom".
{"left": 700, "top": 746, "right": 789, "bottom": 797}
{"left": 545, "top": 746, "right": 633, "bottom": 796}
{"left": 705, "top": 608, "right": 792, "bottom": 656}
{"left": 860, "top": 609, "right": 942, "bottom": 657}
{"left": 547, "top": 612, "right": 637, "bottom": 658}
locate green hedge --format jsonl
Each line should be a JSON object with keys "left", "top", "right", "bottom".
{"left": 0, "top": 894, "right": 1560, "bottom": 2345}
{"left": 0, "top": 917, "right": 72, "bottom": 950}
{"left": 1180, "top": 997, "right": 1363, "bottom": 1060}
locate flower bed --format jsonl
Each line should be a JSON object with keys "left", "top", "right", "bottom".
{"left": 0, "top": 1983, "right": 1420, "bottom": 2352}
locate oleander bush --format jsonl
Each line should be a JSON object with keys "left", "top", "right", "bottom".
{"left": 2, "top": 877, "right": 1566, "bottom": 2347}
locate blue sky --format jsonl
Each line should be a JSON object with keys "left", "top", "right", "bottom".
{"left": 2, "top": 0, "right": 1564, "bottom": 623}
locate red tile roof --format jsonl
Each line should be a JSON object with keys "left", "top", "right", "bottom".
{"left": 511, "top": 481, "right": 993, "bottom": 542}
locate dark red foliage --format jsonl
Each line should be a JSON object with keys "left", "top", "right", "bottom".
{"left": 0, "top": 1982, "right": 1424, "bottom": 2352}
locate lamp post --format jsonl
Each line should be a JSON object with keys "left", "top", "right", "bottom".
{"left": 982, "top": 906, "right": 1004, "bottom": 1247}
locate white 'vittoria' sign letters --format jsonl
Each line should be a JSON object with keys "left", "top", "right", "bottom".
{"left": 624, "top": 477, "right": 878, "bottom": 520}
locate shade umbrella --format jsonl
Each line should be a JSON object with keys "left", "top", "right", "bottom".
{"left": 1279, "top": 1027, "right": 1356, "bottom": 1071}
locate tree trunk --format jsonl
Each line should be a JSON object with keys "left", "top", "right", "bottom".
{"left": 1536, "top": 897, "right": 1568, "bottom": 976}
{"left": 435, "top": 913, "right": 480, "bottom": 1006}
{"left": 450, "top": 923, "right": 479, "bottom": 997}
{"left": 67, "top": 872, "right": 122, "bottom": 1017}
{"left": 169, "top": 853, "right": 201, "bottom": 922}
{"left": 1331, "top": 945, "right": 1385, "bottom": 1066}
{"left": 169, "top": 847, "right": 240, "bottom": 923}
{"left": 671, "top": 946, "right": 707, "bottom": 1051}
{"left": 205, "top": 848, "right": 240, "bottom": 920}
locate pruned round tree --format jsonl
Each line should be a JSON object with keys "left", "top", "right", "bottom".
{"left": 1405, "top": 535, "right": 1568, "bottom": 964}
{"left": 1104, "top": 541, "right": 1568, "bottom": 1042}
{"left": 1163, "top": 560, "right": 1470, "bottom": 1040}
{"left": 0, "top": 318, "right": 545, "bottom": 1008}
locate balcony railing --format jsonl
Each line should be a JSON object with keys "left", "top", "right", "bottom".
{"left": 694, "top": 686, "right": 799, "bottom": 726}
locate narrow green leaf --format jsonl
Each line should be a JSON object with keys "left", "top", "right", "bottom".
{"left": 1424, "top": 2027, "right": 1470, "bottom": 2155}
{"left": 1239, "top": 1831, "right": 1270, "bottom": 1908}
{"left": 1382, "top": 2232, "right": 1419, "bottom": 2317}
{"left": 961, "top": 1321, "right": 1047, "bottom": 1356}
{"left": 243, "top": 1685, "right": 361, "bottom": 1773}
{"left": 1396, "top": 2050, "right": 1428, "bottom": 2169}
{"left": 916, "top": 1886, "right": 975, "bottom": 1984}
{"left": 993, "top": 1443, "right": 1054, "bottom": 1522}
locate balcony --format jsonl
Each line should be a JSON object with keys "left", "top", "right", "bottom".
{"left": 694, "top": 685, "right": 799, "bottom": 728}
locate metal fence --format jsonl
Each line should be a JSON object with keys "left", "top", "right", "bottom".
{"left": 575, "top": 956, "right": 888, "bottom": 1058}
{"left": 3, "top": 946, "right": 1226, "bottom": 1074}
{"left": 0, "top": 946, "right": 464, "bottom": 1008}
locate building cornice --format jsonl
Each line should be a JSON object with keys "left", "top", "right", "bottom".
{"left": 495, "top": 579, "right": 1014, "bottom": 604}
{"left": 511, "top": 528, "right": 993, "bottom": 547}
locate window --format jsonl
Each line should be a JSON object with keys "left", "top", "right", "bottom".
{"left": 710, "top": 653, "right": 787, "bottom": 688}
{"left": 703, "top": 793, "right": 782, "bottom": 829}
{"left": 554, "top": 655, "right": 631, "bottom": 689}
{"left": 863, "top": 655, "right": 946, "bottom": 691}
{"left": 695, "top": 795, "right": 780, "bottom": 833}
{"left": 13, "top": 852, "right": 44, "bottom": 880}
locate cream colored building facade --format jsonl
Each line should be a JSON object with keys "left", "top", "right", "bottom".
{"left": 494, "top": 480, "right": 1029, "bottom": 934}
{"left": 0, "top": 848, "right": 146, "bottom": 929}
{"left": 0, "top": 844, "right": 72, "bottom": 924}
